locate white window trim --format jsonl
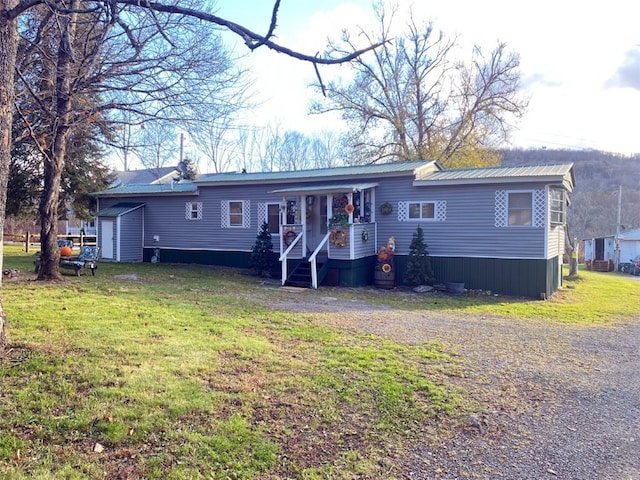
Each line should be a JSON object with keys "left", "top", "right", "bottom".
{"left": 506, "top": 190, "right": 534, "bottom": 227}
{"left": 407, "top": 201, "right": 437, "bottom": 221}
{"left": 221, "top": 200, "right": 251, "bottom": 229}
{"left": 258, "top": 202, "right": 281, "bottom": 234}
{"left": 549, "top": 189, "right": 566, "bottom": 226}
{"left": 398, "top": 200, "right": 446, "bottom": 222}
{"left": 185, "top": 201, "right": 203, "bottom": 221}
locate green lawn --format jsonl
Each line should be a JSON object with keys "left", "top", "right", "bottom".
{"left": 1, "top": 245, "right": 638, "bottom": 479}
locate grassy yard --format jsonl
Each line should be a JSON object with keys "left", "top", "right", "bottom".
{"left": 1, "top": 245, "right": 638, "bottom": 479}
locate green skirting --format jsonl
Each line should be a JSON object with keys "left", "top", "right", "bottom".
{"left": 394, "top": 255, "right": 560, "bottom": 298}
{"left": 143, "top": 248, "right": 253, "bottom": 269}
{"left": 143, "top": 248, "right": 560, "bottom": 298}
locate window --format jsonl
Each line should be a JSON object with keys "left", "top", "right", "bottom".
{"left": 550, "top": 189, "right": 566, "bottom": 225}
{"left": 408, "top": 202, "right": 435, "bottom": 220}
{"left": 222, "top": 200, "right": 250, "bottom": 228}
{"left": 267, "top": 204, "right": 280, "bottom": 234}
{"left": 229, "top": 201, "right": 244, "bottom": 227}
{"left": 508, "top": 192, "right": 532, "bottom": 226}
{"left": 185, "top": 202, "right": 202, "bottom": 220}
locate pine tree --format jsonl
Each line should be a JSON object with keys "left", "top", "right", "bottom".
{"left": 249, "top": 222, "right": 277, "bottom": 277}
{"left": 404, "top": 226, "right": 435, "bottom": 285}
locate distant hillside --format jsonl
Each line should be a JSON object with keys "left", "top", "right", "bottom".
{"left": 500, "top": 149, "right": 640, "bottom": 242}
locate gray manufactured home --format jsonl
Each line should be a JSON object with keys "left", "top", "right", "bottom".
{"left": 94, "top": 160, "right": 575, "bottom": 298}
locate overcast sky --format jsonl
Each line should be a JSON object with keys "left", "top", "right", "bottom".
{"left": 215, "top": 0, "right": 640, "bottom": 155}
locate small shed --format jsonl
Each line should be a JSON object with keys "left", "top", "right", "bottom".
{"left": 95, "top": 202, "right": 145, "bottom": 262}
{"left": 583, "top": 235, "right": 616, "bottom": 262}
{"left": 583, "top": 235, "right": 616, "bottom": 271}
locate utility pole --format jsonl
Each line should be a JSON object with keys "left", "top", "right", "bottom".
{"left": 180, "top": 132, "right": 184, "bottom": 163}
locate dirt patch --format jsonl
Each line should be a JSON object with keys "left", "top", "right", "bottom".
{"left": 112, "top": 274, "right": 141, "bottom": 281}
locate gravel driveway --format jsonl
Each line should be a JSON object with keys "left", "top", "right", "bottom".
{"left": 269, "top": 287, "right": 640, "bottom": 480}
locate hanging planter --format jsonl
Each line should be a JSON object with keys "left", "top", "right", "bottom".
{"left": 328, "top": 212, "right": 349, "bottom": 229}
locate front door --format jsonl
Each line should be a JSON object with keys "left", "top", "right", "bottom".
{"left": 102, "top": 220, "right": 114, "bottom": 259}
{"left": 305, "top": 195, "right": 328, "bottom": 252}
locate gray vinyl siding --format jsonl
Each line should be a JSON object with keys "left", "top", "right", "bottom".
{"left": 98, "top": 173, "right": 557, "bottom": 261}
{"left": 101, "top": 186, "right": 298, "bottom": 253}
{"left": 375, "top": 177, "right": 548, "bottom": 260}
{"left": 548, "top": 225, "right": 565, "bottom": 259}
{"left": 352, "top": 223, "right": 377, "bottom": 258}
{"left": 119, "top": 208, "right": 144, "bottom": 262}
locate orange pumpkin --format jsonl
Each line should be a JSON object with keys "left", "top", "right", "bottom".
{"left": 60, "top": 246, "right": 72, "bottom": 257}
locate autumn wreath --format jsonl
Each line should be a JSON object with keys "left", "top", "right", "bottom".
{"left": 330, "top": 229, "right": 347, "bottom": 247}
{"left": 283, "top": 230, "right": 297, "bottom": 247}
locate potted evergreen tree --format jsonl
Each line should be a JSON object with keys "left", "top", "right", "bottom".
{"left": 404, "top": 226, "right": 435, "bottom": 286}
{"left": 248, "top": 222, "right": 277, "bottom": 277}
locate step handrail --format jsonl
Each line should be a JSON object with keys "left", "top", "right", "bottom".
{"left": 279, "top": 231, "right": 303, "bottom": 285}
{"left": 308, "top": 232, "right": 331, "bottom": 288}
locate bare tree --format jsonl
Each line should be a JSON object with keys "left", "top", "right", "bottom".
{"left": 235, "top": 126, "right": 266, "bottom": 173}
{"left": 15, "top": 2, "right": 252, "bottom": 280}
{"left": 260, "top": 121, "right": 283, "bottom": 172}
{"left": 0, "top": 0, "right": 382, "bottom": 346}
{"left": 137, "top": 120, "right": 179, "bottom": 169}
{"left": 111, "top": 110, "right": 142, "bottom": 171}
{"left": 278, "top": 131, "right": 311, "bottom": 171}
{"left": 309, "top": 130, "right": 345, "bottom": 168}
{"left": 313, "top": 4, "right": 528, "bottom": 167}
{"left": 190, "top": 111, "right": 237, "bottom": 174}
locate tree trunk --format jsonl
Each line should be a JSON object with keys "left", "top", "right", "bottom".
{"left": 564, "top": 225, "right": 578, "bottom": 276}
{"left": 0, "top": 0, "right": 20, "bottom": 349}
{"left": 37, "top": 0, "right": 79, "bottom": 281}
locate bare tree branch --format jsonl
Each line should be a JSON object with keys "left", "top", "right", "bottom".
{"left": 113, "top": 0, "right": 386, "bottom": 65}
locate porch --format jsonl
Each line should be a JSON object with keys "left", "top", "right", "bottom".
{"left": 272, "top": 184, "right": 378, "bottom": 288}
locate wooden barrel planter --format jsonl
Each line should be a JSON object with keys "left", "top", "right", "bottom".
{"left": 374, "top": 260, "right": 395, "bottom": 289}
{"left": 374, "top": 269, "right": 394, "bottom": 289}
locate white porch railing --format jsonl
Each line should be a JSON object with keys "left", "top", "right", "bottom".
{"left": 278, "top": 231, "right": 304, "bottom": 285}
{"left": 278, "top": 222, "right": 377, "bottom": 288}
{"left": 308, "top": 232, "right": 331, "bottom": 289}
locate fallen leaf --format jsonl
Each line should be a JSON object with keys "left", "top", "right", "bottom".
{"left": 93, "top": 442, "right": 104, "bottom": 453}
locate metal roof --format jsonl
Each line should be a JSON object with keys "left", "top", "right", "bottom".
{"left": 111, "top": 167, "right": 179, "bottom": 187}
{"left": 414, "top": 163, "right": 575, "bottom": 191}
{"left": 271, "top": 182, "right": 379, "bottom": 195}
{"left": 196, "top": 160, "right": 439, "bottom": 185}
{"left": 94, "top": 181, "right": 198, "bottom": 197}
{"left": 95, "top": 202, "right": 145, "bottom": 217}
